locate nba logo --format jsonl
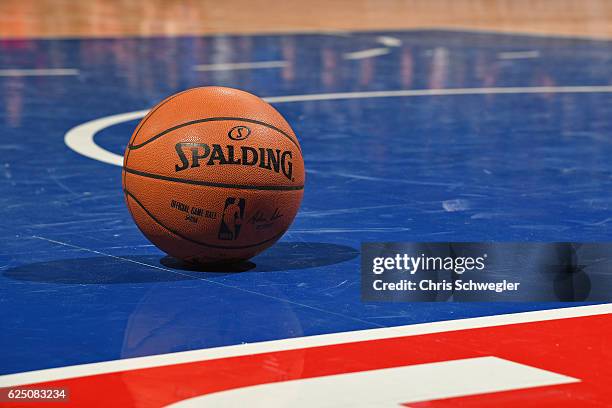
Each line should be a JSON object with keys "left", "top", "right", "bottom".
{"left": 218, "top": 198, "right": 246, "bottom": 240}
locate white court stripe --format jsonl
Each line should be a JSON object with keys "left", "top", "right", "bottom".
{"left": 376, "top": 36, "right": 402, "bottom": 47}
{"left": 168, "top": 357, "right": 578, "bottom": 407}
{"left": 343, "top": 47, "right": 390, "bottom": 60}
{"left": 64, "top": 85, "right": 612, "bottom": 167}
{"left": 263, "top": 85, "right": 612, "bottom": 103}
{"left": 0, "top": 304, "right": 610, "bottom": 387}
{"left": 193, "top": 61, "right": 287, "bottom": 71}
{"left": 498, "top": 50, "right": 541, "bottom": 60}
{"left": 0, "top": 68, "right": 79, "bottom": 77}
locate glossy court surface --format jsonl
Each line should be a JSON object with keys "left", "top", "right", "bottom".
{"left": 1, "top": 26, "right": 612, "bottom": 405}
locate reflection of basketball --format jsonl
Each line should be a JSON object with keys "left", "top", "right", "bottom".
{"left": 122, "top": 87, "right": 305, "bottom": 264}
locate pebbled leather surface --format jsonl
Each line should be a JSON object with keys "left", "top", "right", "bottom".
{"left": 122, "top": 86, "right": 305, "bottom": 263}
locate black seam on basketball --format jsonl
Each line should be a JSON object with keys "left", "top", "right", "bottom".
{"left": 123, "top": 167, "right": 304, "bottom": 191}
{"left": 124, "top": 90, "right": 192, "bottom": 196}
{"left": 124, "top": 189, "right": 286, "bottom": 250}
{"left": 131, "top": 89, "right": 193, "bottom": 142}
{"left": 128, "top": 117, "right": 300, "bottom": 152}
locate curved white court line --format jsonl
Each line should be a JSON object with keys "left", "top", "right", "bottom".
{"left": 65, "top": 110, "right": 148, "bottom": 166}
{"left": 64, "top": 85, "right": 612, "bottom": 167}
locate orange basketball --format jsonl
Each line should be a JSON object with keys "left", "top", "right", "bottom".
{"left": 122, "top": 87, "right": 305, "bottom": 264}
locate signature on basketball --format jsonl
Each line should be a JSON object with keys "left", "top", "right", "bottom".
{"left": 248, "top": 208, "right": 283, "bottom": 229}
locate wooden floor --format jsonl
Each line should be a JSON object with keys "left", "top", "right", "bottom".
{"left": 1, "top": 0, "right": 612, "bottom": 39}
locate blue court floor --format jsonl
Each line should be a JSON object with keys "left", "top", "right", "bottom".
{"left": 1, "top": 30, "right": 611, "bottom": 375}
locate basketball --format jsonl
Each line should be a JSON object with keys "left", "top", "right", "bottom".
{"left": 122, "top": 87, "right": 305, "bottom": 264}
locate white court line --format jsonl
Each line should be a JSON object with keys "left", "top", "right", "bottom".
{"left": 64, "top": 85, "right": 612, "bottom": 167}
{"left": 263, "top": 85, "right": 612, "bottom": 103}
{"left": 498, "top": 51, "right": 541, "bottom": 60}
{"left": 169, "top": 357, "right": 578, "bottom": 407}
{"left": 65, "top": 110, "right": 146, "bottom": 166}
{"left": 0, "top": 68, "right": 79, "bottom": 77}
{"left": 376, "top": 35, "right": 402, "bottom": 47}
{"left": 0, "top": 304, "right": 610, "bottom": 387}
{"left": 343, "top": 36, "right": 401, "bottom": 60}
{"left": 343, "top": 47, "right": 390, "bottom": 60}
{"left": 193, "top": 61, "right": 287, "bottom": 71}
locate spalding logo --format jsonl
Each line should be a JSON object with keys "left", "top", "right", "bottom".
{"left": 174, "top": 142, "right": 294, "bottom": 181}
{"left": 228, "top": 126, "right": 251, "bottom": 140}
